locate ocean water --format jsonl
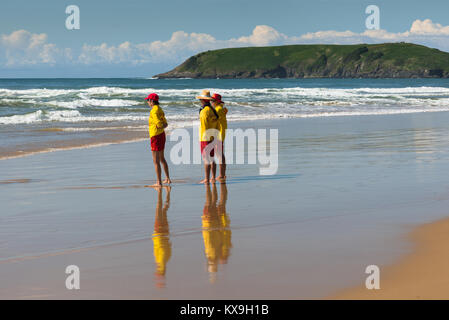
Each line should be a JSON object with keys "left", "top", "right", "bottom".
{"left": 1, "top": 78, "right": 449, "bottom": 159}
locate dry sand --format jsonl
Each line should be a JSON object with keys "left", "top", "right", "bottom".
{"left": 333, "top": 217, "right": 449, "bottom": 299}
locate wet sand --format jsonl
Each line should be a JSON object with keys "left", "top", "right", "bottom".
{"left": 333, "top": 216, "right": 449, "bottom": 299}
{"left": 2, "top": 113, "right": 449, "bottom": 299}
{"left": 0, "top": 124, "right": 148, "bottom": 160}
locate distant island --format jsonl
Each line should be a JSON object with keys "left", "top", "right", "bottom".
{"left": 155, "top": 43, "right": 449, "bottom": 79}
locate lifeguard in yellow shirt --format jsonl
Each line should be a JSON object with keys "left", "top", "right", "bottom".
{"left": 145, "top": 93, "right": 171, "bottom": 188}
{"left": 211, "top": 93, "right": 228, "bottom": 182}
{"left": 196, "top": 90, "right": 219, "bottom": 184}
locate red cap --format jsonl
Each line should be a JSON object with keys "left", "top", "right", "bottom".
{"left": 211, "top": 93, "right": 224, "bottom": 104}
{"left": 145, "top": 93, "right": 159, "bottom": 101}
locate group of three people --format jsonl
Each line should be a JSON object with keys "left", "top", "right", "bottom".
{"left": 146, "top": 90, "right": 228, "bottom": 187}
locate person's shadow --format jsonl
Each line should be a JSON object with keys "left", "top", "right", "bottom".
{"left": 152, "top": 186, "right": 171, "bottom": 288}
{"left": 202, "top": 183, "right": 232, "bottom": 283}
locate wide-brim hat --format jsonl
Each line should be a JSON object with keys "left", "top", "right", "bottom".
{"left": 196, "top": 89, "right": 214, "bottom": 100}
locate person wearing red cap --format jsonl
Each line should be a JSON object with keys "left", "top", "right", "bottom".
{"left": 146, "top": 93, "right": 171, "bottom": 187}
{"left": 196, "top": 90, "right": 219, "bottom": 184}
{"left": 211, "top": 93, "right": 228, "bottom": 182}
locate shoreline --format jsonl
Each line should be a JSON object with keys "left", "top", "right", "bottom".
{"left": 4, "top": 109, "right": 449, "bottom": 161}
{"left": 332, "top": 216, "right": 449, "bottom": 299}
{"left": 0, "top": 127, "right": 148, "bottom": 161}
{"left": 0, "top": 136, "right": 148, "bottom": 161}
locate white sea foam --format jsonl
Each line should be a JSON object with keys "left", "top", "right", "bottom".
{"left": 60, "top": 125, "right": 147, "bottom": 132}
{"left": 0, "top": 110, "right": 44, "bottom": 124}
{"left": 4, "top": 105, "right": 449, "bottom": 126}
{"left": 0, "top": 110, "right": 147, "bottom": 124}
{"left": 2, "top": 86, "right": 449, "bottom": 99}
{"left": 47, "top": 98, "right": 141, "bottom": 109}
{"left": 0, "top": 88, "right": 75, "bottom": 98}
{"left": 2, "top": 85, "right": 449, "bottom": 125}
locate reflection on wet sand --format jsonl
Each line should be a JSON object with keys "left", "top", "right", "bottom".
{"left": 0, "top": 179, "right": 32, "bottom": 184}
{"left": 152, "top": 187, "right": 172, "bottom": 288}
{"left": 202, "top": 183, "right": 232, "bottom": 283}
{"left": 150, "top": 184, "right": 231, "bottom": 287}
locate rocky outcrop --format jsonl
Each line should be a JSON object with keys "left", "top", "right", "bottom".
{"left": 155, "top": 43, "right": 449, "bottom": 79}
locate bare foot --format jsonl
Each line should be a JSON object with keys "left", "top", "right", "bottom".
{"left": 163, "top": 178, "right": 172, "bottom": 184}
{"left": 217, "top": 176, "right": 226, "bottom": 182}
{"left": 199, "top": 179, "right": 210, "bottom": 184}
{"left": 149, "top": 183, "right": 163, "bottom": 189}
{"left": 210, "top": 177, "right": 216, "bottom": 183}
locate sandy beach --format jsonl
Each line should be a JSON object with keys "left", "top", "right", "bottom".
{"left": 333, "top": 216, "right": 449, "bottom": 299}
{"left": 2, "top": 111, "right": 449, "bottom": 299}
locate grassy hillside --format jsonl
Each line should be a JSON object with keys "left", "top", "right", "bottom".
{"left": 156, "top": 43, "right": 449, "bottom": 78}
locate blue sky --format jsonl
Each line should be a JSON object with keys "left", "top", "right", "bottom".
{"left": 1, "top": 0, "right": 449, "bottom": 77}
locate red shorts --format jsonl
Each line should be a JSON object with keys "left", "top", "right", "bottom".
{"left": 201, "top": 140, "right": 214, "bottom": 157}
{"left": 151, "top": 132, "right": 166, "bottom": 151}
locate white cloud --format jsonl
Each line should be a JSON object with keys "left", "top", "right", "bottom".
{"left": 410, "top": 19, "right": 449, "bottom": 35}
{"left": 78, "top": 42, "right": 135, "bottom": 64}
{"left": 0, "top": 30, "right": 71, "bottom": 66}
{"left": 1, "top": 19, "right": 449, "bottom": 69}
{"left": 289, "top": 19, "right": 449, "bottom": 51}
{"left": 140, "top": 31, "right": 221, "bottom": 63}
{"left": 77, "top": 31, "right": 224, "bottom": 65}
{"left": 234, "top": 25, "right": 287, "bottom": 46}
{"left": 76, "top": 26, "right": 287, "bottom": 65}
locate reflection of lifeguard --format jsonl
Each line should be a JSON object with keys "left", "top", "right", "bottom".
{"left": 152, "top": 187, "right": 171, "bottom": 288}
{"left": 218, "top": 183, "right": 231, "bottom": 265}
{"left": 202, "top": 183, "right": 232, "bottom": 283}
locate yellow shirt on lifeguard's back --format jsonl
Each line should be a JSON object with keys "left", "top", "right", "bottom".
{"left": 199, "top": 105, "right": 219, "bottom": 142}
{"left": 214, "top": 103, "right": 228, "bottom": 141}
{"left": 148, "top": 104, "right": 167, "bottom": 137}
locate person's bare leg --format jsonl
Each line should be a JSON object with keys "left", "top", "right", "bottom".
{"left": 216, "top": 142, "right": 226, "bottom": 182}
{"left": 220, "top": 163, "right": 226, "bottom": 180}
{"left": 160, "top": 151, "right": 171, "bottom": 184}
{"left": 151, "top": 151, "right": 163, "bottom": 188}
{"left": 200, "top": 163, "right": 211, "bottom": 184}
{"left": 218, "top": 154, "right": 226, "bottom": 182}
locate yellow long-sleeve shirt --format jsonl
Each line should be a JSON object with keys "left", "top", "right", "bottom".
{"left": 214, "top": 104, "right": 228, "bottom": 141}
{"left": 199, "top": 106, "right": 219, "bottom": 142}
{"left": 148, "top": 104, "right": 167, "bottom": 138}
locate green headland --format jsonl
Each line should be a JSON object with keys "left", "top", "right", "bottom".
{"left": 155, "top": 43, "right": 449, "bottom": 79}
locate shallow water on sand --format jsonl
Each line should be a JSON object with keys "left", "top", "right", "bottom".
{"left": 2, "top": 112, "right": 449, "bottom": 298}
